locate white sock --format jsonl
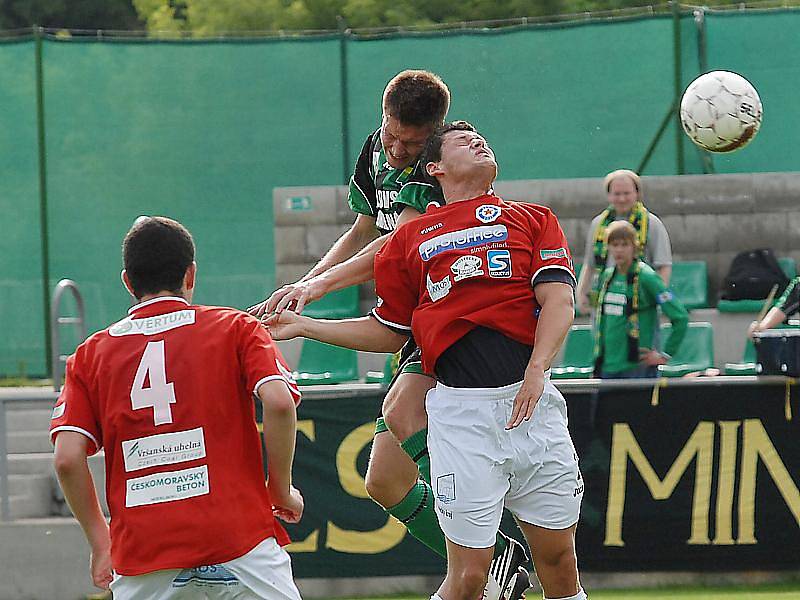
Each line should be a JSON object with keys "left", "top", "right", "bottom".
{"left": 544, "top": 589, "right": 587, "bottom": 600}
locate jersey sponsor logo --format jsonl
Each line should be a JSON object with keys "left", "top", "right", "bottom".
{"left": 121, "top": 427, "right": 206, "bottom": 473}
{"left": 475, "top": 204, "right": 501, "bottom": 223}
{"left": 420, "top": 222, "right": 443, "bottom": 235}
{"left": 172, "top": 565, "right": 240, "bottom": 588}
{"left": 51, "top": 403, "right": 66, "bottom": 420}
{"left": 427, "top": 274, "right": 452, "bottom": 302}
{"left": 109, "top": 310, "right": 196, "bottom": 337}
{"left": 450, "top": 255, "right": 484, "bottom": 282}
{"left": 418, "top": 224, "right": 508, "bottom": 261}
{"left": 539, "top": 248, "right": 568, "bottom": 261}
{"left": 657, "top": 290, "right": 674, "bottom": 304}
{"left": 376, "top": 296, "right": 384, "bottom": 307}
{"left": 604, "top": 304, "right": 624, "bottom": 317}
{"left": 436, "top": 473, "right": 456, "bottom": 504}
{"left": 605, "top": 292, "right": 627, "bottom": 305}
{"left": 487, "top": 249, "right": 512, "bottom": 278}
{"left": 126, "top": 464, "right": 209, "bottom": 507}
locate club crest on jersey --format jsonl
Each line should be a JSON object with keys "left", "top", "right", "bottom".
{"left": 419, "top": 224, "right": 508, "bottom": 261}
{"left": 426, "top": 274, "right": 452, "bottom": 302}
{"left": 475, "top": 204, "right": 501, "bottom": 223}
{"left": 450, "top": 255, "right": 484, "bottom": 282}
{"left": 540, "top": 247, "right": 567, "bottom": 261}
{"left": 487, "top": 249, "right": 512, "bottom": 278}
{"left": 51, "top": 403, "right": 66, "bottom": 419}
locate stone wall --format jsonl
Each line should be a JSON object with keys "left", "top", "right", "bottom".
{"left": 274, "top": 172, "right": 800, "bottom": 303}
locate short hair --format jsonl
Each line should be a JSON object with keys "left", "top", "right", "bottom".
{"left": 605, "top": 220, "right": 639, "bottom": 247}
{"left": 382, "top": 70, "right": 450, "bottom": 127}
{"left": 123, "top": 216, "right": 195, "bottom": 299}
{"left": 419, "top": 120, "right": 477, "bottom": 167}
{"left": 604, "top": 169, "right": 641, "bottom": 194}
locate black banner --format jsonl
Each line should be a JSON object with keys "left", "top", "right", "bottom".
{"left": 275, "top": 383, "right": 800, "bottom": 577}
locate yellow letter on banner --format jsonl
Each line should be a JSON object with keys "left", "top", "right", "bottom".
{"left": 605, "top": 422, "right": 714, "bottom": 547}
{"left": 737, "top": 419, "right": 800, "bottom": 545}
{"left": 326, "top": 421, "right": 407, "bottom": 554}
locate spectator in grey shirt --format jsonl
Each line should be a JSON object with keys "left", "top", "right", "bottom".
{"left": 576, "top": 169, "right": 672, "bottom": 315}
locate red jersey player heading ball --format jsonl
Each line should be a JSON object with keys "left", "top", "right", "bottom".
{"left": 51, "top": 216, "right": 304, "bottom": 600}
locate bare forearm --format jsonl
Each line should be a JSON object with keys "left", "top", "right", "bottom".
{"left": 758, "top": 307, "right": 787, "bottom": 332}
{"left": 314, "top": 234, "right": 388, "bottom": 292}
{"left": 56, "top": 462, "right": 109, "bottom": 549}
{"left": 298, "top": 314, "right": 406, "bottom": 353}
{"left": 261, "top": 393, "right": 297, "bottom": 501}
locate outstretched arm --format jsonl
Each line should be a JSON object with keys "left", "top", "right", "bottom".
{"left": 264, "top": 311, "right": 407, "bottom": 354}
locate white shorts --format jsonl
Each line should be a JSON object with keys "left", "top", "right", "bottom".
{"left": 110, "top": 537, "right": 301, "bottom": 600}
{"left": 426, "top": 377, "right": 583, "bottom": 548}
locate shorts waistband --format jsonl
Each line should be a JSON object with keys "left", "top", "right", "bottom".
{"left": 434, "top": 369, "right": 551, "bottom": 401}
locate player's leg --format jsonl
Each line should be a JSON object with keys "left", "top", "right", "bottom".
{"left": 110, "top": 569, "right": 204, "bottom": 600}
{"left": 516, "top": 522, "right": 585, "bottom": 600}
{"left": 384, "top": 359, "right": 529, "bottom": 597}
{"left": 221, "top": 536, "right": 302, "bottom": 600}
{"left": 365, "top": 416, "right": 447, "bottom": 557}
{"left": 434, "top": 541, "right": 494, "bottom": 600}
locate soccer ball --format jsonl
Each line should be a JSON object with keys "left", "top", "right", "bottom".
{"left": 680, "top": 70, "right": 762, "bottom": 153}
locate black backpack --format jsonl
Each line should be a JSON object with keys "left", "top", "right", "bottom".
{"left": 721, "top": 248, "right": 789, "bottom": 301}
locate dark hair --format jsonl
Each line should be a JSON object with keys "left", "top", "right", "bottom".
{"left": 123, "top": 216, "right": 195, "bottom": 299}
{"left": 419, "top": 120, "right": 478, "bottom": 168}
{"left": 382, "top": 70, "right": 450, "bottom": 127}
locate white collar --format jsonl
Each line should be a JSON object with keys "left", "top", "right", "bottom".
{"left": 128, "top": 296, "right": 190, "bottom": 315}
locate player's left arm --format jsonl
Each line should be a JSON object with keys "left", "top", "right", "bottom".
{"left": 508, "top": 282, "right": 575, "bottom": 429}
{"left": 265, "top": 312, "right": 407, "bottom": 353}
{"left": 53, "top": 432, "right": 112, "bottom": 590}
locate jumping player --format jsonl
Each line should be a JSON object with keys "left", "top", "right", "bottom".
{"left": 51, "top": 217, "right": 303, "bottom": 599}
{"left": 265, "top": 122, "right": 586, "bottom": 600}
{"left": 249, "top": 71, "right": 528, "bottom": 598}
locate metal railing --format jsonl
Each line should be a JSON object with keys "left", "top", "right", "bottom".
{"left": 50, "top": 279, "right": 86, "bottom": 392}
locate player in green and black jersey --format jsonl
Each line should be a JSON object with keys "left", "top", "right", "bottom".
{"left": 250, "top": 70, "right": 528, "bottom": 600}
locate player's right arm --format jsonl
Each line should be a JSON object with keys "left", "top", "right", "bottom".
{"left": 250, "top": 134, "right": 380, "bottom": 317}
{"left": 256, "top": 379, "right": 303, "bottom": 523}
{"left": 54, "top": 432, "right": 112, "bottom": 589}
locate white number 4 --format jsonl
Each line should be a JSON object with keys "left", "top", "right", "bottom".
{"left": 131, "top": 340, "right": 176, "bottom": 426}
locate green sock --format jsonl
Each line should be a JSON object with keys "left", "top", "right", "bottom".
{"left": 387, "top": 479, "right": 447, "bottom": 559}
{"left": 400, "top": 428, "right": 509, "bottom": 560}
{"left": 400, "top": 428, "right": 431, "bottom": 484}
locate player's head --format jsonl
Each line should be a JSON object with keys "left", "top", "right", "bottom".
{"left": 381, "top": 70, "right": 450, "bottom": 169}
{"left": 605, "top": 220, "right": 638, "bottom": 268}
{"left": 604, "top": 169, "right": 641, "bottom": 213}
{"left": 121, "top": 216, "right": 196, "bottom": 301}
{"left": 421, "top": 120, "right": 497, "bottom": 188}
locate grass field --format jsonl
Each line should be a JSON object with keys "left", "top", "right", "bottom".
{"left": 319, "top": 583, "right": 800, "bottom": 600}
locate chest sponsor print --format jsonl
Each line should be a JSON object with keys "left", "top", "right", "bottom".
{"left": 121, "top": 427, "right": 206, "bottom": 473}
{"left": 487, "top": 249, "right": 512, "bottom": 278}
{"left": 418, "top": 224, "right": 508, "bottom": 261}
{"left": 427, "top": 274, "right": 452, "bottom": 302}
{"left": 125, "top": 464, "right": 209, "bottom": 508}
{"left": 450, "top": 255, "right": 484, "bottom": 282}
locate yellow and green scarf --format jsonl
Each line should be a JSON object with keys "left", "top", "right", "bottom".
{"left": 589, "top": 201, "right": 649, "bottom": 305}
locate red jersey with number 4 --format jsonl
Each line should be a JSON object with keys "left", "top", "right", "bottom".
{"left": 372, "top": 194, "right": 575, "bottom": 374}
{"left": 49, "top": 297, "right": 300, "bottom": 576}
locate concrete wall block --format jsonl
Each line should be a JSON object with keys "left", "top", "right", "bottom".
{"left": 495, "top": 178, "right": 603, "bottom": 218}
{"left": 276, "top": 262, "right": 316, "bottom": 287}
{"left": 274, "top": 226, "right": 307, "bottom": 264}
{"left": 645, "top": 174, "right": 755, "bottom": 215}
{"left": 786, "top": 212, "right": 800, "bottom": 252}
{"left": 754, "top": 172, "right": 800, "bottom": 212}
{"left": 306, "top": 225, "right": 350, "bottom": 261}
{"left": 273, "top": 186, "right": 340, "bottom": 226}
{"left": 335, "top": 185, "right": 357, "bottom": 224}
{"left": 664, "top": 214, "right": 718, "bottom": 255}
{"left": 715, "top": 213, "right": 782, "bottom": 253}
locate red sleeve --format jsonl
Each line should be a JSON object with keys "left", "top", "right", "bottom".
{"left": 372, "top": 228, "right": 417, "bottom": 334}
{"left": 529, "top": 207, "right": 576, "bottom": 286}
{"left": 49, "top": 352, "right": 102, "bottom": 454}
{"left": 239, "top": 315, "right": 301, "bottom": 406}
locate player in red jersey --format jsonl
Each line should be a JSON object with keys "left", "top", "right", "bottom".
{"left": 51, "top": 217, "right": 303, "bottom": 600}
{"left": 266, "top": 122, "right": 585, "bottom": 600}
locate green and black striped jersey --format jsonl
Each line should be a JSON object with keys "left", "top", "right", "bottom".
{"left": 348, "top": 128, "right": 444, "bottom": 235}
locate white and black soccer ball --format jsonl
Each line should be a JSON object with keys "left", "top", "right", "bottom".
{"left": 680, "top": 70, "right": 762, "bottom": 153}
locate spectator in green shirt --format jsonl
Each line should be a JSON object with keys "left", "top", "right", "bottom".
{"left": 593, "top": 221, "right": 688, "bottom": 378}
